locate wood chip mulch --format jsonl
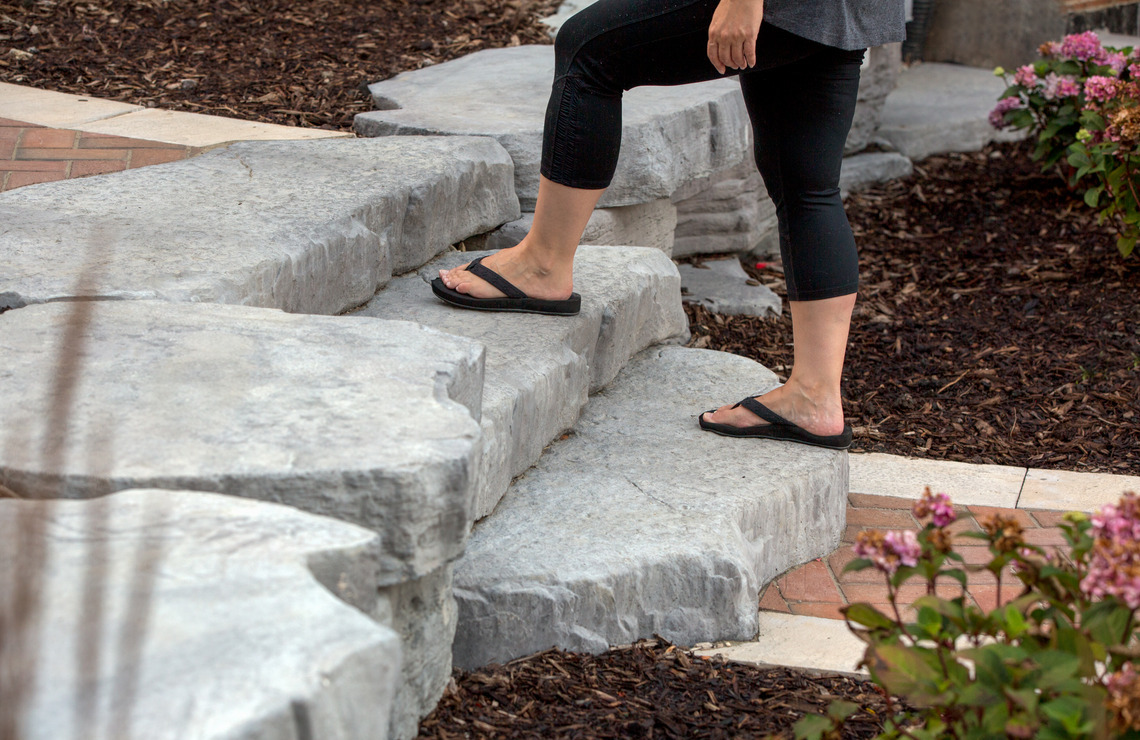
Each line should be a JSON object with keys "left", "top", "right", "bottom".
{"left": 419, "top": 638, "right": 898, "bottom": 739}
{"left": 687, "top": 142, "right": 1140, "bottom": 476}
{"left": 0, "top": 0, "right": 559, "bottom": 131}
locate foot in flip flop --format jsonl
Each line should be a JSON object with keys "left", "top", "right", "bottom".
{"left": 432, "top": 250, "right": 580, "bottom": 316}
{"left": 698, "top": 391, "right": 852, "bottom": 450}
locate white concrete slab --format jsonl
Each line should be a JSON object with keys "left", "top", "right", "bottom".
{"left": 74, "top": 108, "right": 350, "bottom": 148}
{"left": 0, "top": 82, "right": 143, "bottom": 127}
{"left": 1019, "top": 468, "right": 1140, "bottom": 513}
{"left": 848, "top": 452, "right": 1024, "bottom": 508}
{"left": 694, "top": 612, "right": 867, "bottom": 675}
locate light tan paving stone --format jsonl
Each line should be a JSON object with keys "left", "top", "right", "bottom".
{"left": 693, "top": 612, "right": 866, "bottom": 675}
{"left": 1018, "top": 469, "right": 1140, "bottom": 513}
{"left": 74, "top": 108, "right": 351, "bottom": 148}
{"left": 0, "top": 82, "right": 143, "bottom": 127}
{"left": 848, "top": 452, "right": 1024, "bottom": 508}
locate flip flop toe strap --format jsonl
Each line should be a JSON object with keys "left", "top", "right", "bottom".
{"left": 465, "top": 256, "right": 528, "bottom": 299}
{"left": 737, "top": 397, "right": 792, "bottom": 427}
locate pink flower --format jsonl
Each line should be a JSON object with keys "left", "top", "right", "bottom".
{"left": 854, "top": 529, "right": 921, "bottom": 576}
{"left": 1043, "top": 73, "right": 1081, "bottom": 100}
{"left": 1040, "top": 41, "right": 1063, "bottom": 58}
{"left": 1085, "top": 75, "right": 1123, "bottom": 103}
{"left": 1061, "top": 30, "right": 1103, "bottom": 61}
{"left": 989, "top": 96, "right": 1024, "bottom": 128}
{"left": 1098, "top": 50, "right": 1129, "bottom": 75}
{"left": 913, "top": 489, "right": 957, "bottom": 528}
{"left": 1014, "top": 64, "right": 1039, "bottom": 87}
{"left": 1080, "top": 493, "right": 1140, "bottom": 608}
{"left": 1130, "top": 63, "right": 1140, "bottom": 81}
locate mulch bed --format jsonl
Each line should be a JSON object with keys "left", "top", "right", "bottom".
{"left": 0, "top": 0, "right": 558, "bottom": 131}
{"left": 687, "top": 142, "right": 1140, "bottom": 476}
{"left": 419, "top": 638, "right": 899, "bottom": 739}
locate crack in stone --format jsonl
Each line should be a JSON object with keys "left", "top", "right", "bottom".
{"left": 624, "top": 475, "right": 675, "bottom": 510}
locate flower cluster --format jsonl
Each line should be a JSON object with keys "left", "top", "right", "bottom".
{"left": 978, "top": 512, "right": 1024, "bottom": 553}
{"left": 1081, "top": 492, "right": 1140, "bottom": 607}
{"left": 912, "top": 487, "right": 956, "bottom": 528}
{"left": 1106, "top": 662, "right": 1140, "bottom": 733}
{"left": 988, "top": 95, "right": 1024, "bottom": 128}
{"left": 853, "top": 529, "right": 920, "bottom": 576}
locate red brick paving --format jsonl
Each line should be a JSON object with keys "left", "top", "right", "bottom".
{"left": 763, "top": 494, "right": 1070, "bottom": 621}
{"left": 0, "top": 117, "right": 200, "bottom": 192}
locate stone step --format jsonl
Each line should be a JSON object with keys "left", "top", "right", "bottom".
{"left": 2, "top": 489, "right": 400, "bottom": 740}
{"left": 358, "top": 245, "right": 688, "bottom": 522}
{"left": 451, "top": 346, "right": 847, "bottom": 669}
{"left": 0, "top": 300, "right": 487, "bottom": 738}
{"left": 354, "top": 45, "right": 751, "bottom": 210}
{"left": 0, "top": 136, "right": 517, "bottom": 314}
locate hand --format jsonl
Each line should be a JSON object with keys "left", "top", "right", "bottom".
{"left": 707, "top": 0, "right": 764, "bottom": 74}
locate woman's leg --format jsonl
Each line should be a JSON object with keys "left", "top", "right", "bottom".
{"left": 440, "top": 0, "right": 818, "bottom": 300}
{"left": 701, "top": 47, "right": 864, "bottom": 437}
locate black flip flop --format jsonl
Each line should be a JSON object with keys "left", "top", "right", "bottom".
{"left": 698, "top": 396, "right": 853, "bottom": 450}
{"left": 431, "top": 256, "right": 581, "bottom": 316}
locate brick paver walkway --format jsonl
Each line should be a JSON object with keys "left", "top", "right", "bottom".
{"left": 1, "top": 117, "right": 199, "bottom": 192}
{"left": 761, "top": 493, "right": 1070, "bottom": 621}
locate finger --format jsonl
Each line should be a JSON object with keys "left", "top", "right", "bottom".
{"left": 744, "top": 37, "right": 757, "bottom": 68}
{"left": 707, "top": 42, "right": 725, "bottom": 74}
{"left": 729, "top": 41, "right": 747, "bottom": 70}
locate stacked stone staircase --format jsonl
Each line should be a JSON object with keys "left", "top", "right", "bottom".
{"left": 0, "top": 33, "right": 903, "bottom": 740}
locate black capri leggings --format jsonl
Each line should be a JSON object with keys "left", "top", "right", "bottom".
{"left": 541, "top": 0, "right": 866, "bottom": 301}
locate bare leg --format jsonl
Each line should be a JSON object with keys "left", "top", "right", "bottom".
{"left": 700, "top": 293, "right": 855, "bottom": 436}
{"left": 439, "top": 176, "right": 605, "bottom": 301}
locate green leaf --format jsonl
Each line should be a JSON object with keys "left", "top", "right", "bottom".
{"left": 1119, "top": 234, "right": 1137, "bottom": 256}
{"left": 843, "top": 602, "right": 895, "bottom": 630}
{"left": 1084, "top": 185, "right": 1104, "bottom": 208}
{"left": 842, "top": 557, "right": 875, "bottom": 573}
{"left": 864, "top": 644, "right": 943, "bottom": 702}
{"left": 792, "top": 713, "right": 833, "bottom": 740}
{"left": 1003, "top": 604, "right": 1029, "bottom": 638}
{"left": 827, "top": 700, "right": 859, "bottom": 721}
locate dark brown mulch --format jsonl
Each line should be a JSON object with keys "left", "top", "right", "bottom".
{"left": 688, "top": 142, "right": 1140, "bottom": 475}
{"left": 419, "top": 639, "right": 899, "bottom": 739}
{"left": 0, "top": 0, "right": 558, "bottom": 131}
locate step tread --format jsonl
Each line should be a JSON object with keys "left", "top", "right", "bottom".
{"left": 452, "top": 346, "right": 847, "bottom": 668}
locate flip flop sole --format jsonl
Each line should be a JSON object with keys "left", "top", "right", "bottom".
{"left": 698, "top": 412, "right": 853, "bottom": 450}
{"left": 431, "top": 278, "right": 581, "bottom": 316}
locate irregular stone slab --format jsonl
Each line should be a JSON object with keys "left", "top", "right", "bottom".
{"left": 485, "top": 199, "right": 677, "bottom": 254}
{"left": 0, "top": 300, "right": 484, "bottom": 585}
{"left": 879, "top": 62, "right": 1026, "bottom": 161}
{"left": 848, "top": 43, "right": 902, "bottom": 154}
{"left": 355, "top": 45, "right": 750, "bottom": 210}
{"left": 839, "top": 151, "right": 914, "bottom": 197}
{"left": 671, "top": 160, "right": 777, "bottom": 257}
{"left": 360, "top": 246, "right": 687, "bottom": 521}
{"left": 452, "top": 347, "right": 847, "bottom": 668}
{"left": 0, "top": 136, "right": 517, "bottom": 314}
{"left": 678, "top": 257, "right": 781, "bottom": 317}
{"left": 2, "top": 489, "right": 400, "bottom": 740}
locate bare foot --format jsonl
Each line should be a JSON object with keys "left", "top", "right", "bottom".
{"left": 700, "top": 383, "right": 846, "bottom": 437}
{"left": 439, "top": 246, "right": 574, "bottom": 301}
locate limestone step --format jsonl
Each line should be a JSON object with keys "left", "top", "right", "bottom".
{"left": 358, "top": 245, "right": 688, "bottom": 522}
{"left": 3, "top": 489, "right": 400, "bottom": 740}
{"left": 0, "top": 136, "right": 517, "bottom": 314}
{"left": 451, "top": 346, "right": 847, "bottom": 668}
{"left": 354, "top": 45, "right": 751, "bottom": 210}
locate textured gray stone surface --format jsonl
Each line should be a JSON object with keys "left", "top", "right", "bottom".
{"left": 671, "top": 160, "right": 777, "bottom": 258}
{"left": 360, "top": 246, "right": 688, "bottom": 521}
{"left": 355, "top": 45, "right": 750, "bottom": 210}
{"left": 0, "top": 137, "right": 518, "bottom": 314}
{"left": 486, "top": 199, "right": 678, "bottom": 254}
{"left": 879, "top": 63, "right": 1026, "bottom": 162}
{"left": 839, "top": 151, "right": 914, "bottom": 197}
{"left": 678, "top": 257, "right": 781, "bottom": 317}
{"left": 452, "top": 347, "right": 848, "bottom": 668}
{"left": 848, "top": 43, "right": 902, "bottom": 154}
{"left": 2, "top": 489, "right": 399, "bottom": 740}
{"left": 0, "top": 300, "right": 483, "bottom": 585}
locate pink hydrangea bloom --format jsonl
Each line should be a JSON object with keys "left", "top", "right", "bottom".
{"left": 1085, "top": 75, "right": 1123, "bottom": 103}
{"left": 1061, "top": 31, "right": 1103, "bottom": 61}
{"left": 885, "top": 530, "right": 921, "bottom": 567}
{"left": 854, "top": 530, "right": 921, "bottom": 576}
{"left": 913, "top": 489, "right": 957, "bottom": 528}
{"left": 1130, "top": 63, "right": 1140, "bottom": 80}
{"left": 1098, "top": 50, "right": 1129, "bottom": 75}
{"left": 1040, "top": 41, "right": 1063, "bottom": 58}
{"left": 1080, "top": 493, "right": 1140, "bottom": 608}
{"left": 1043, "top": 73, "right": 1081, "bottom": 100}
{"left": 989, "top": 96, "right": 1024, "bottom": 128}
{"left": 1014, "top": 64, "right": 1038, "bottom": 87}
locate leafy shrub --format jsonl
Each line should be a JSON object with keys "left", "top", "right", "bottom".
{"left": 795, "top": 489, "right": 1140, "bottom": 740}
{"left": 991, "top": 31, "right": 1140, "bottom": 256}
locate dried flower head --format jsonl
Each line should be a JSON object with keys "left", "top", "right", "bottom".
{"left": 913, "top": 488, "right": 957, "bottom": 528}
{"left": 978, "top": 513, "right": 1025, "bottom": 553}
{"left": 1109, "top": 104, "right": 1140, "bottom": 144}
{"left": 1081, "top": 492, "right": 1140, "bottom": 607}
{"left": 1106, "top": 662, "right": 1140, "bottom": 733}
{"left": 854, "top": 529, "right": 921, "bottom": 576}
